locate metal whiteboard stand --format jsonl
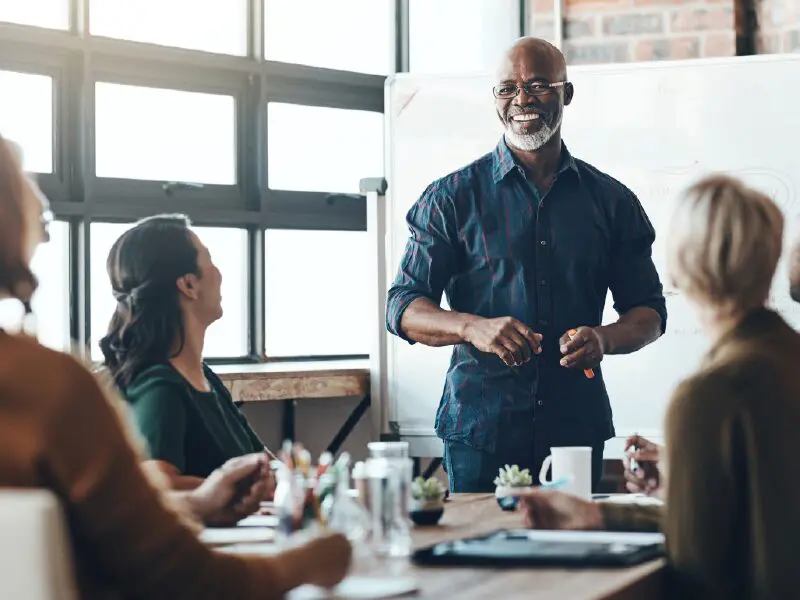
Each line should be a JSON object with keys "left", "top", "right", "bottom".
{"left": 362, "top": 177, "right": 390, "bottom": 451}
{"left": 363, "top": 176, "right": 443, "bottom": 480}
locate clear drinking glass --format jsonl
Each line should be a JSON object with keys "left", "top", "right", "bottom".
{"left": 366, "top": 442, "right": 412, "bottom": 557}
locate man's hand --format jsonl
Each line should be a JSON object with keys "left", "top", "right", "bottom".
{"left": 559, "top": 326, "right": 605, "bottom": 370}
{"left": 188, "top": 454, "right": 274, "bottom": 526}
{"left": 623, "top": 435, "right": 662, "bottom": 497}
{"left": 519, "top": 490, "right": 604, "bottom": 530}
{"left": 463, "top": 316, "right": 543, "bottom": 367}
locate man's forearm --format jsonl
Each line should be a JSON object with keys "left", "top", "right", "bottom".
{"left": 596, "top": 306, "right": 663, "bottom": 355}
{"left": 399, "top": 297, "right": 479, "bottom": 347}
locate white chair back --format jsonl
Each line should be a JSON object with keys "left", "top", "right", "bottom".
{"left": 0, "top": 489, "right": 78, "bottom": 600}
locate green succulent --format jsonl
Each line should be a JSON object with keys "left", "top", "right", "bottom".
{"left": 411, "top": 476, "right": 446, "bottom": 501}
{"left": 493, "top": 464, "right": 533, "bottom": 487}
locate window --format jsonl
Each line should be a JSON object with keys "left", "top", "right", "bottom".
{"left": 90, "top": 0, "right": 248, "bottom": 56}
{"left": 264, "top": 0, "right": 393, "bottom": 74}
{"left": 0, "top": 220, "right": 70, "bottom": 350}
{"left": 409, "top": 0, "right": 520, "bottom": 74}
{"left": 0, "top": 0, "right": 69, "bottom": 30}
{"left": 0, "top": 70, "right": 53, "bottom": 173}
{"left": 267, "top": 103, "right": 382, "bottom": 194}
{"left": 90, "top": 222, "right": 249, "bottom": 360}
{"left": 31, "top": 220, "right": 71, "bottom": 350}
{"left": 201, "top": 227, "right": 249, "bottom": 359}
{"left": 0, "top": 0, "right": 385, "bottom": 362}
{"left": 94, "top": 83, "right": 236, "bottom": 185}
{"left": 264, "top": 229, "right": 368, "bottom": 357}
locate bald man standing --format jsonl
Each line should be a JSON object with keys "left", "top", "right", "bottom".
{"left": 386, "top": 38, "right": 666, "bottom": 493}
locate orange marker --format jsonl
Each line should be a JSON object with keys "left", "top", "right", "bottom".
{"left": 567, "top": 328, "right": 595, "bottom": 379}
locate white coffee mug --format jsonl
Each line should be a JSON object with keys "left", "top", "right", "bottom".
{"left": 538, "top": 446, "right": 593, "bottom": 499}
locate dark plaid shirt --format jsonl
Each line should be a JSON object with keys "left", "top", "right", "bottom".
{"left": 386, "top": 138, "right": 666, "bottom": 453}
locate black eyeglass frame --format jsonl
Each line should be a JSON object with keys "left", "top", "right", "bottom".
{"left": 493, "top": 81, "right": 568, "bottom": 99}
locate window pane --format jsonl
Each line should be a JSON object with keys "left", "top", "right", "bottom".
{"left": 90, "top": 223, "right": 248, "bottom": 360}
{"left": 32, "top": 221, "right": 71, "bottom": 349}
{"left": 267, "top": 103, "right": 382, "bottom": 194}
{"left": 0, "top": 221, "right": 71, "bottom": 350}
{"left": 95, "top": 83, "right": 236, "bottom": 184}
{"left": 265, "top": 0, "right": 393, "bottom": 74}
{"left": 90, "top": 0, "right": 248, "bottom": 55}
{"left": 265, "top": 230, "right": 368, "bottom": 357}
{"left": 409, "top": 0, "right": 520, "bottom": 74}
{"left": 0, "top": 0, "right": 69, "bottom": 30}
{"left": 0, "top": 70, "right": 53, "bottom": 173}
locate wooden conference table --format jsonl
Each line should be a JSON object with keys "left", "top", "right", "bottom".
{"left": 217, "top": 494, "right": 666, "bottom": 600}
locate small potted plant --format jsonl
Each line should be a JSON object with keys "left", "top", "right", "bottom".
{"left": 409, "top": 476, "right": 446, "bottom": 525}
{"left": 494, "top": 464, "right": 533, "bottom": 511}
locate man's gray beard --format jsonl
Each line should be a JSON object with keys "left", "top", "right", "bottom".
{"left": 504, "top": 115, "right": 561, "bottom": 151}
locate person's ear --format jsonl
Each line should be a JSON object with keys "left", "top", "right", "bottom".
{"left": 176, "top": 274, "right": 201, "bottom": 301}
{"left": 563, "top": 82, "right": 574, "bottom": 107}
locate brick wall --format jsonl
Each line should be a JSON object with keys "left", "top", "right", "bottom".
{"left": 757, "top": 0, "right": 800, "bottom": 53}
{"left": 529, "top": 0, "right": 736, "bottom": 65}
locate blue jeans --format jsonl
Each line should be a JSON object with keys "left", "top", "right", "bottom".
{"left": 443, "top": 418, "right": 605, "bottom": 493}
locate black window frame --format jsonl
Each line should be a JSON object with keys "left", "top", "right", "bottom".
{"left": 0, "top": 0, "right": 525, "bottom": 363}
{"left": 0, "top": 0, "right": 395, "bottom": 364}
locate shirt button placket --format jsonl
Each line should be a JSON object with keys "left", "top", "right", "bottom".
{"left": 536, "top": 206, "right": 551, "bottom": 330}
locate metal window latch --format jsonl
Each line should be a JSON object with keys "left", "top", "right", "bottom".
{"left": 162, "top": 181, "right": 205, "bottom": 196}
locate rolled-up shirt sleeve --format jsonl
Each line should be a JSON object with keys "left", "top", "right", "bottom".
{"left": 609, "top": 187, "right": 667, "bottom": 333}
{"left": 386, "top": 186, "right": 459, "bottom": 343}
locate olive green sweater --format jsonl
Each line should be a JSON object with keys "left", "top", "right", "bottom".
{"left": 600, "top": 308, "right": 800, "bottom": 600}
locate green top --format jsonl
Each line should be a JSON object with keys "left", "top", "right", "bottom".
{"left": 125, "top": 363, "right": 264, "bottom": 478}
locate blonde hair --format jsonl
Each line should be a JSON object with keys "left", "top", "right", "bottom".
{"left": 667, "top": 174, "right": 783, "bottom": 315}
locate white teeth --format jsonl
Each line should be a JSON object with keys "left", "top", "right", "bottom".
{"left": 512, "top": 113, "right": 540, "bottom": 122}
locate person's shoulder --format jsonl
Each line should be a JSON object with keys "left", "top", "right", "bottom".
{"left": 0, "top": 333, "right": 104, "bottom": 410}
{"left": 670, "top": 348, "right": 782, "bottom": 418}
{"left": 572, "top": 157, "right": 639, "bottom": 201}
{"left": 416, "top": 150, "right": 496, "bottom": 206}
{"left": 125, "top": 364, "right": 189, "bottom": 402}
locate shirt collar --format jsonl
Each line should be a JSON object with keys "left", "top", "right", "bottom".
{"left": 491, "top": 136, "right": 579, "bottom": 184}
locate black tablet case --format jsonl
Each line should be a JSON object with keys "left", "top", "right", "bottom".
{"left": 412, "top": 529, "right": 664, "bottom": 568}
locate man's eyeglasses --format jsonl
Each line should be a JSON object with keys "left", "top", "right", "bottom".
{"left": 493, "top": 81, "right": 567, "bottom": 99}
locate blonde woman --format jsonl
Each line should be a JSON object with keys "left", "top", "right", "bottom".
{"left": 0, "top": 134, "right": 351, "bottom": 599}
{"left": 519, "top": 175, "right": 800, "bottom": 599}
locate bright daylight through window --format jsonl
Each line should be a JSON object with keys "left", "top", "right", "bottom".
{"left": 90, "top": 223, "right": 249, "bottom": 360}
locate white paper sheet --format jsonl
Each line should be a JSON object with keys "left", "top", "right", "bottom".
{"left": 594, "top": 493, "right": 664, "bottom": 506}
{"left": 217, "top": 542, "right": 280, "bottom": 556}
{"left": 288, "top": 576, "right": 419, "bottom": 599}
{"left": 237, "top": 514, "right": 280, "bottom": 528}
{"left": 505, "top": 528, "right": 664, "bottom": 546}
{"left": 199, "top": 527, "right": 275, "bottom": 546}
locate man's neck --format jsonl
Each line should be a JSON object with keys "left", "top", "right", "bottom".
{"left": 507, "top": 132, "right": 563, "bottom": 187}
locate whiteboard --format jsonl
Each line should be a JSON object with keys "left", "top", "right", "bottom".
{"left": 382, "top": 54, "right": 800, "bottom": 455}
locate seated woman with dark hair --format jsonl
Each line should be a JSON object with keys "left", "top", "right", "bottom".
{"left": 100, "top": 215, "right": 266, "bottom": 489}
